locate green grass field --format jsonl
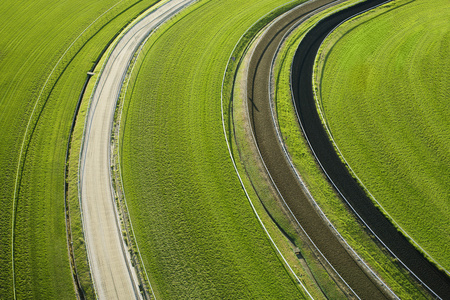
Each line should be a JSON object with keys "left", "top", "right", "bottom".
{"left": 315, "top": 0, "right": 449, "bottom": 271}
{"left": 3, "top": 0, "right": 445, "bottom": 297}
{"left": 120, "top": 0, "right": 314, "bottom": 298}
{"left": 0, "top": 0, "right": 159, "bottom": 298}
{"left": 272, "top": 1, "right": 431, "bottom": 298}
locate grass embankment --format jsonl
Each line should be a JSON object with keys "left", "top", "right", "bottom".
{"left": 0, "top": 0, "right": 159, "bottom": 298}
{"left": 315, "top": 0, "right": 449, "bottom": 272}
{"left": 272, "top": 1, "right": 430, "bottom": 298}
{"left": 120, "top": 0, "right": 314, "bottom": 298}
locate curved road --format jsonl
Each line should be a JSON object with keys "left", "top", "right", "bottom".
{"left": 291, "top": 0, "right": 450, "bottom": 299}
{"left": 247, "top": 0, "right": 449, "bottom": 299}
{"left": 79, "top": 1, "right": 194, "bottom": 299}
{"left": 246, "top": 0, "right": 392, "bottom": 298}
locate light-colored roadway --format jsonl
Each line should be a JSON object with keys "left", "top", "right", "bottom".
{"left": 79, "top": 1, "right": 194, "bottom": 299}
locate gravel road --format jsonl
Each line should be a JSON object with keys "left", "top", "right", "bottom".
{"left": 79, "top": 1, "right": 194, "bottom": 299}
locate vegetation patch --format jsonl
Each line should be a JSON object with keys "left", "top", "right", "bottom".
{"left": 315, "top": 0, "right": 449, "bottom": 272}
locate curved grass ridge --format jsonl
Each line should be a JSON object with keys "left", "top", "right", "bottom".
{"left": 8, "top": 1, "right": 127, "bottom": 298}
{"left": 219, "top": 1, "right": 319, "bottom": 298}
{"left": 16, "top": 2, "right": 132, "bottom": 298}
{"left": 229, "top": 27, "right": 343, "bottom": 299}
{"left": 6, "top": 1, "right": 117, "bottom": 295}
{"left": 116, "top": 39, "right": 156, "bottom": 300}
{"left": 0, "top": 0, "right": 165, "bottom": 298}
{"left": 313, "top": 0, "right": 450, "bottom": 273}
{"left": 271, "top": 0, "right": 430, "bottom": 298}
{"left": 119, "top": 0, "right": 322, "bottom": 298}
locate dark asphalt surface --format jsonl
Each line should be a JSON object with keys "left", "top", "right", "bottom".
{"left": 291, "top": 0, "right": 450, "bottom": 299}
{"left": 247, "top": 0, "right": 391, "bottom": 299}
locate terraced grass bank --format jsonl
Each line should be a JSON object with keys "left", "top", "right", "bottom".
{"left": 315, "top": 0, "right": 449, "bottom": 271}
{"left": 121, "top": 0, "right": 312, "bottom": 298}
{"left": 0, "top": 0, "right": 159, "bottom": 298}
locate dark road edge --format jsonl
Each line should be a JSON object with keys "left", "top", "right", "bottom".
{"left": 245, "top": 0, "right": 396, "bottom": 298}
{"left": 291, "top": 0, "right": 450, "bottom": 298}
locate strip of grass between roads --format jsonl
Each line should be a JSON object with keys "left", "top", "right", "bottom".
{"left": 314, "top": 0, "right": 450, "bottom": 273}
{"left": 272, "top": 1, "right": 430, "bottom": 298}
{"left": 119, "top": 0, "right": 323, "bottom": 298}
{"left": 228, "top": 18, "right": 344, "bottom": 299}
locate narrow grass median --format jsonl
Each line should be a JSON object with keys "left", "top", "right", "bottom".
{"left": 315, "top": 0, "right": 450, "bottom": 273}
{"left": 121, "top": 0, "right": 311, "bottom": 298}
{"left": 272, "top": 0, "right": 432, "bottom": 298}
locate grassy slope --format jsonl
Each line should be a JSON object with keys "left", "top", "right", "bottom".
{"left": 0, "top": 0, "right": 159, "bottom": 298}
{"left": 121, "top": 0, "right": 307, "bottom": 298}
{"left": 273, "top": 1, "right": 430, "bottom": 298}
{"left": 316, "top": 0, "right": 449, "bottom": 271}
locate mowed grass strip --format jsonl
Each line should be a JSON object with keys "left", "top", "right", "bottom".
{"left": 0, "top": 0, "right": 159, "bottom": 298}
{"left": 121, "top": 0, "right": 308, "bottom": 298}
{"left": 272, "top": 1, "right": 430, "bottom": 298}
{"left": 229, "top": 23, "right": 345, "bottom": 299}
{"left": 315, "top": 0, "right": 449, "bottom": 271}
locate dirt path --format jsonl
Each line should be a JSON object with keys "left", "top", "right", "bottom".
{"left": 291, "top": 0, "right": 450, "bottom": 299}
{"left": 246, "top": 1, "right": 394, "bottom": 299}
{"left": 79, "top": 1, "right": 194, "bottom": 299}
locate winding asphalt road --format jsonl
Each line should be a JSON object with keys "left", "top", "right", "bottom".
{"left": 79, "top": 1, "right": 194, "bottom": 299}
{"left": 247, "top": 0, "right": 450, "bottom": 299}
{"left": 291, "top": 0, "right": 450, "bottom": 298}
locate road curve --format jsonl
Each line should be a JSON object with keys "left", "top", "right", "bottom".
{"left": 246, "top": 1, "right": 392, "bottom": 299}
{"left": 79, "top": 1, "right": 194, "bottom": 299}
{"left": 291, "top": 0, "right": 450, "bottom": 299}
